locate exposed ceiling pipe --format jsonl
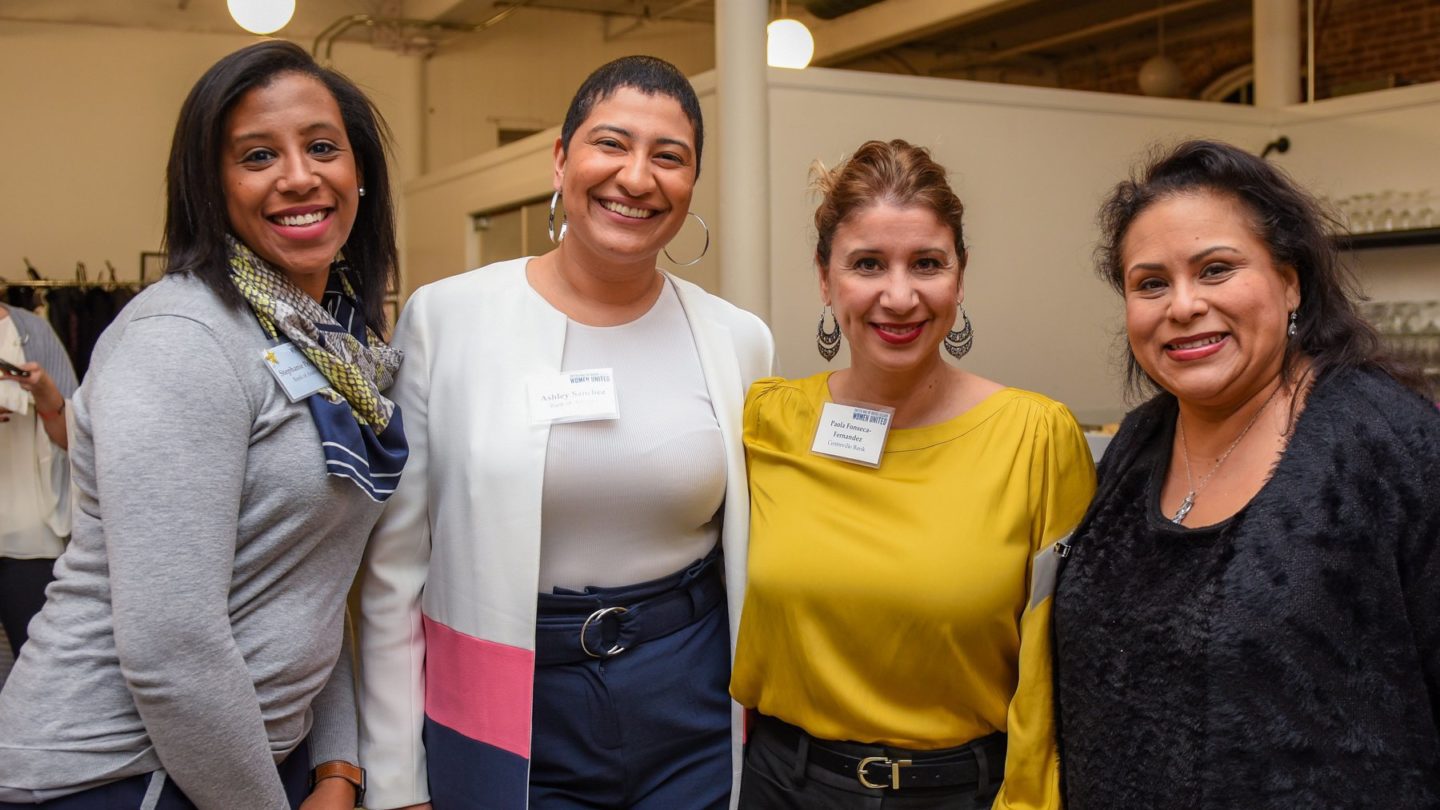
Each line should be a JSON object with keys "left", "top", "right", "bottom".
{"left": 605, "top": 0, "right": 709, "bottom": 40}
{"left": 933, "top": 0, "right": 1227, "bottom": 71}
{"left": 312, "top": 0, "right": 537, "bottom": 61}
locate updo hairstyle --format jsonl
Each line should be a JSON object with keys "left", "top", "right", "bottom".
{"left": 811, "top": 139, "right": 966, "bottom": 268}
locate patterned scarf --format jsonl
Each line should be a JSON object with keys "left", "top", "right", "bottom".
{"left": 227, "top": 237, "right": 408, "bottom": 502}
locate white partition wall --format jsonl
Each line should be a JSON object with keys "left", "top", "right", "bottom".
{"left": 401, "top": 68, "right": 1440, "bottom": 416}
{"left": 763, "top": 68, "right": 1276, "bottom": 417}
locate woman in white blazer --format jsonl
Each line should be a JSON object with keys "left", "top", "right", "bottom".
{"left": 357, "top": 56, "right": 774, "bottom": 810}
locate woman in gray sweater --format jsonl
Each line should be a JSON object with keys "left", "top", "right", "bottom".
{"left": 0, "top": 41, "right": 406, "bottom": 809}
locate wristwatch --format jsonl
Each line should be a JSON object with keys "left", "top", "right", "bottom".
{"left": 311, "top": 761, "right": 366, "bottom": 806}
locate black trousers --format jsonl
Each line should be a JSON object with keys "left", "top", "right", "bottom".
{"left": 738, "top": 716, "right": 998, "bottom": 810}
{"left": 0, "top": 557, "right": 56, "bottom": 657}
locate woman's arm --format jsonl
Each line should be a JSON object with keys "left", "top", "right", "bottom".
{"left": 992, "top": 404, "right": 1097, "bottom": 810}
{"left": 2, "top": 361, "right": 69, "bottom": 449}
{"left": 92, "top": 315, "right": 289, "bottom": 808}
{"left": 357, "top": 292, "right": 437, "bottom": 809}
{"left": 301, "top": 612, "right": 361, "bottom": 809}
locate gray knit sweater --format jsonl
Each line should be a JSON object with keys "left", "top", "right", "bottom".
{"left": 0, "top": 274, "right": 383, "bottom": 807}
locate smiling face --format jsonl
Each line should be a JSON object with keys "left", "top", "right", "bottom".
{"left": 552, "top": 86, "right": 697, "bottom": 269}
{"left": 221, "top": 72, "right": 359, "bottom": 299}
{"left": 1122, "top": 191, "right": 1300, "bottom": 410}
{"left": 820, "top": 202, "right": 964, "bottom": 376}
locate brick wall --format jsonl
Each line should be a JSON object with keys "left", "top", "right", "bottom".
{"left": 1053, "top": 0, "right": 1440, "bottom": 101}
{"left": 1315, "top": 0, "right": 1440, "bottom": 98}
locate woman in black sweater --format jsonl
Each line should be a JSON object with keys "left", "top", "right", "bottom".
{"left": 1053, "top": 139, "right": 1440, "bottom": 808}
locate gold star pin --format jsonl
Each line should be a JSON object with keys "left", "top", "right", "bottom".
{"left": 264, "top": 350, "right": 278, "bottom": 365}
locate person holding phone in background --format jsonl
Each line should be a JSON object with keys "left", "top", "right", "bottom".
{"left": 0, "top": 303, "right": 77, "bottom": 659}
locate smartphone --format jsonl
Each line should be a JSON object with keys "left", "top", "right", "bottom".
{"left": 0, "top": 358, "right": 30, "bottom": 378}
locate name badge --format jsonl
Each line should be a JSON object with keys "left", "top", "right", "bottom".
{"left": 811, "top": 401, "right": 894, "bottom": 468}
{"left": 528, "top": 368, "right": 619, "bottom": 424}
{"left": 261, "top": 342, "right": 328, "bottom": 403}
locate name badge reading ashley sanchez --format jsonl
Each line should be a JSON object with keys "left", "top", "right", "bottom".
{"left": 261, "top": 342, "right": 328, "bottom": 403}
{"left": 528, "top": 368, "right": 620, "bottom": 425}
{"left": 810, "top": 401, "right": 894, "bottom": 468}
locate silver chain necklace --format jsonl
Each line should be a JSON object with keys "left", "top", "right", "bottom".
{"left": 1171, "top": 384, "right": 1284, "bottom": 525}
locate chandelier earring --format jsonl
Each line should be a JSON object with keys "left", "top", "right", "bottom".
{"left": 817, "top": 305, "right": 842, "bottom": 361}
{"left": 548, "top": 190, "right": 568, "bottom": 243}
{"left": 1287, "top": 310, "right": 1298, "bottom": 338}
{"left": 944, "top": 304, "right": 974, "bottom": 359}
{"left": 662, "top": 212, "right": 711, "bottom": 267}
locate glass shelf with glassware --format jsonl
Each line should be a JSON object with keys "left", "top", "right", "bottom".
{"left": 1326, "top": 189, "right": 1438, "bottom": 250}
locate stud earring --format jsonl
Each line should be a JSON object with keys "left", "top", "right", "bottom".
{"left": 817, "top": 305, "right": 842, "bottom": 362}
{"left": 1287, "top": 310, "right": 1297, "bottom": 338}
{"left": 358, "top": 186, "right": 366, "bottom": 198}
{"left": 944, "top": 305, "right": 973, "bottom": 359}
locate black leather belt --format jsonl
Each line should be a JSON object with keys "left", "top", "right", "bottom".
{"left": 755, "top": 714, "right": 1006, "bottom": 791}
{"left": 533, "top": 557, "right": 725, "bottom": 667}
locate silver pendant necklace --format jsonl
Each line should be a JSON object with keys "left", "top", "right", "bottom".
{"left": 1172, "top": 384, "right": 1284, "bottom": 525}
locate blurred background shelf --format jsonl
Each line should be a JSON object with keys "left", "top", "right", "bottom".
{"left": 1338, "top": 227, "right": 1440, "bottom": 250}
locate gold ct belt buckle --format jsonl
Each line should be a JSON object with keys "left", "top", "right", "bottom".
{"left": 579, "top": 606, "right": 628, "bottom": 658}
{"left": 856, "top": 756, "right": 912, "bottom": 790}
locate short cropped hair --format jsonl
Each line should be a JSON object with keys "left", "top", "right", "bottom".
{"left": 559, "top": 55, "right": 704, "bottom": 178}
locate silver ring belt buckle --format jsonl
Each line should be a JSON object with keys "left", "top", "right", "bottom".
{"left": 579, "top": 606, "right": 629, "bottom": 658}
{"left": 857, "top": 756, "right": 913, "bottom": 790}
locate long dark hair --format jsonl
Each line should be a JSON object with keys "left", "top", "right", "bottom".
{"left": 163, "top": 40, "right": 397, "bottom": 332}
{"left": 559, "top": 55, "right": 704, "bottom": 179}
{"left": 1095, "top": 139, "right": 1422, "bottom": 399}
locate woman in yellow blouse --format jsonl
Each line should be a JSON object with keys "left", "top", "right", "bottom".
{"left": 731, "top": 139, "right": 1096, "bottom": 809}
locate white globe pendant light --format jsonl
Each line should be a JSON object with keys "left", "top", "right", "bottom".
{"left": 228, "top": 0, "right": 296, "bottom": 35}
{"left": 767, "top": 18, "right": 814, "bottom": 69}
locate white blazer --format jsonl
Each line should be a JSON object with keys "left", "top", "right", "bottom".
{"left": 358, "top": 258, "right": 774, "bottom": 809}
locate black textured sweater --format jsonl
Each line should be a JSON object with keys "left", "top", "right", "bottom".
{"left": 1054, "top": 368, "right": 1440, "bottom": 809}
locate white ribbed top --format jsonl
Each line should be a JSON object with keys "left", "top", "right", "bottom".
{"left": 538, "top": 279, "right": 726, "bottom": 591}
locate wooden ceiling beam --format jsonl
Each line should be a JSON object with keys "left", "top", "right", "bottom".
{"left": 812, "top": 0, "right": 1043, "bottom": 66}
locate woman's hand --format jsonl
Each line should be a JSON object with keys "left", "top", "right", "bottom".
{"left": 298, "top": 776, "right": 359, "bottom": 810}
{"left": 2, "top": 361, "right": 67, "bottom": 450}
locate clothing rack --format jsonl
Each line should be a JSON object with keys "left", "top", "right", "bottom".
{"left": 5, "top": 259, "right": 140, "bottom": 290}
{"left": 0, "top": 280, "right": 138, "bottom": 290}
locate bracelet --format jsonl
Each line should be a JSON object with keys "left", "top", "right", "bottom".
{"left": 36, "top": 401, "right": 66, "bottom": 420}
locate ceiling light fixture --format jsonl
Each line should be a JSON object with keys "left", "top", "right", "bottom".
{"left": 767, "top": 0, "right": 814, "bottom": 70}
{"left": 1138, "top": 1, "right": 1183, "bottom": 97}
{"left": 228, "top": 0, "right": 296, "bottom": 35}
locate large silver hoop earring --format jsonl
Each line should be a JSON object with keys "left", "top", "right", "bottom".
{"left": 662, "top": 212, "right": 710, "bottom": 267}
{"left": 817, "top": 305, "right": 842, "bottom": 362}
{"left": 548, "top": 190, "right": 567, "bottom": 244}
{"left": 944, "top": 305, "right": 973, "bottom": 359}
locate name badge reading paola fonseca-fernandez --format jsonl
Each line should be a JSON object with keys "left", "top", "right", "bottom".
{"left": 261, "top": 342, "right": 328, "bottom": 403}
{"left": 528, "top": 368, "right": 620, "bottom": 425}
{"left": 811, "top": 401, "right": 894, "bottom": 468}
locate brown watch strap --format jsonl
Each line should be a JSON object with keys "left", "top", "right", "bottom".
{"left": 311, "top": 761, "right": 366, "bottom": 804}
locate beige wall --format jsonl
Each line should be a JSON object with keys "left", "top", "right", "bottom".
{"left": 0, "top": 20, "right": 422, "bottom": 284}
{"left": 420, "top": 8, "right": 713, "bottom": 172}
{"left": 765, "top": 69, "right": 1276, "bottom": 417}
{"left": 406, "top": 68, "right": 1440, "bottom": 416}
{"left": 1272, "top": 83, "right": 1440, "bottom": 305}
{"left": 401, "top": 75, "right": 721, "bottom": 295}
